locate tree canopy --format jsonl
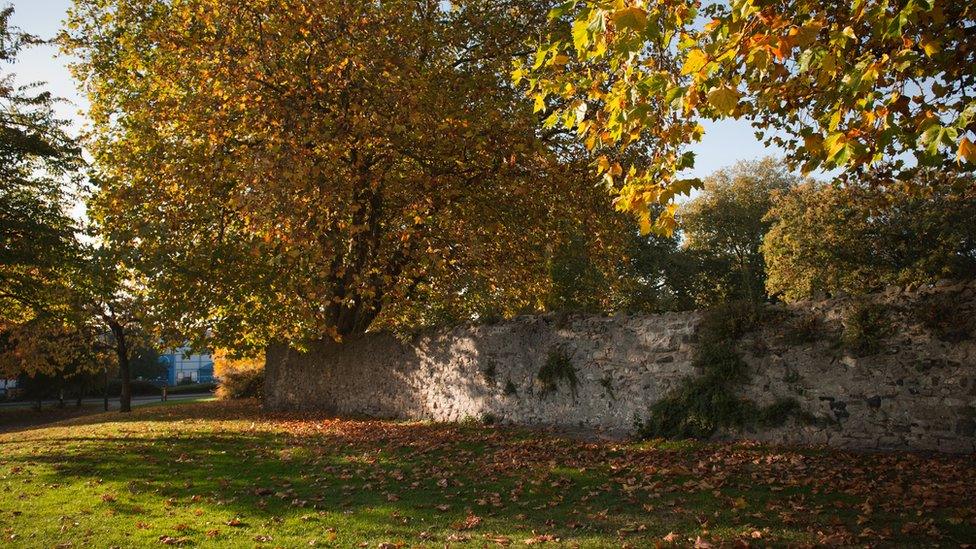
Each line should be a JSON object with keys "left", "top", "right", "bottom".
{"left": 0, "top": 7, "right": 83, "bottom": 327}
{"left": 681, "top": 158, "right": 797, "bottom": 304}
{"left": 63, "top": 0, "right": 628, "bottom": 348}
{"left": 763, "top": 170, "right": 976, "bottom": 301}
{"left": 520, "top": 0, "right": 976, "bottom": 232}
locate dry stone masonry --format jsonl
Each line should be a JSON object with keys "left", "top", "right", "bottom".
{"left": 265, "top": 281, "right": 976, "bottom": 453}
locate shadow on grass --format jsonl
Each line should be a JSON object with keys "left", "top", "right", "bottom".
{"left": 0, "top": 400, "right": 973, "bottom": 546}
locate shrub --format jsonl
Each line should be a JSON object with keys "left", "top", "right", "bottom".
{"left": 481, "top": 361, "right": 497, "bottom": 385}
{"left": 841, "top": 301, "right": 889, "bottom": 356}
{"left": 782, "top": 312, "right": 823, "bottom": 345}
{"left": 637, "top": 300, "right": 799, "bottom": 439}
{"left": 537, "top": 349, "right": 578, "bottom": 397}
{"left": 916, "top": 291, "right": 974, "bottom": 343}
{"left": 216, "top": 368, "right": 264, "bottom": 400}
{"left": 167, "top": 383, "right": 216, "bottom": 395}
{"left": 503, "top": 379, "right": 518, "bottom": 396}
{"left": 97, "top": 379, "right": 160, "bottom": 397}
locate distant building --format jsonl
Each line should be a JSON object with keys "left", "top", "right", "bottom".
{"left": 0, "top": 379, "right": 17, "bottom": 398}
{"left": 158, "top": 347, "right": 215, "bottom": 385}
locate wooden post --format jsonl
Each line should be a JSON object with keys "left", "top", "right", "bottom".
{"left": 103, "top": 365, "right": 109, "bottom": 411}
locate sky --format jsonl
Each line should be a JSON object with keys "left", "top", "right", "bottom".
{"left": 8, "top": 0, "right": 782, "bottom": 181}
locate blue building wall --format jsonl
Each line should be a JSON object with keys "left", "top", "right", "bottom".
{"left": 159, "top": 348, "right": 215, "bottom": 385}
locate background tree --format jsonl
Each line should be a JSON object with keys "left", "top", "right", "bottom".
{"left": 0, "top": 7, "right": 82, "bottom": 328}
{"left": 63, "top": 0, "right": 628, "bottom": 350}
{"left": 129, "top": 345, "right": 164, "bottom": 381}
{"left": 763, "top": 170, "right": 976, "bottom": 302}
{"left": 0, "top": 7, "right": 113, "bottom": 406}
{"left": 0, "top": 316, "right": 109, "bottom": 408}
{"left": 611, "top": 216, "right": 697, "bottom": 313}
{"left": 680, "top": 158, "right": 798, "bottom": 304}
{"left": 72, "top": 244, "right": 148, "bottom": 412}
{"left": 520, "top": 0, "right": 975, "bottom": 231}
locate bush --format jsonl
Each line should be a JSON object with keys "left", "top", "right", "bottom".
{"left": 637, "top": 300, "right": 799, "bottom": 439}
{"left": 93, "top": 379, "right": 160, "bottom": 398}
{"left": 167, "top": 383, "right": 216, "bottom": 395}
{"left": 841, "top": 301, "right": 889, "bottom": 356}
{"left": 782, "top": 312, "right": 823, "bottom": 345}
{"left": 537, "top": 349, "right": 577, "bottom": 397}
{"left": 916, "top": 291, "right": 974, "bottom": 343}
{"left": 216, "top": 368, "right": 264, "bottom": 400}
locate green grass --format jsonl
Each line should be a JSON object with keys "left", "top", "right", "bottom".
{"left": 0, "top": 401, "right": 973, "bottom": 547}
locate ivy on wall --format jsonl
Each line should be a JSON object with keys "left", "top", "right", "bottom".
{"left": 636, "top": 301, "right": 801, "bottom": 439}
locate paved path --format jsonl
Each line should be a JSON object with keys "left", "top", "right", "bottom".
{"left": 0, "top": 393, "right": 212, "bottom": 410}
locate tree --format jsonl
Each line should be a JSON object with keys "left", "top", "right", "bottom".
{"left": 763, "top": 170, "right": 976, "bottom": 302}
{"left": 129, "top": 345, "right": 165, "bottom": 380}
{"left": 63, "top": 0, "right": 627, "bottom": 349}
{"left": 520, "top": 0, "right": 976, "bottom": 231}
{"left": 0, "top": 7, "right": 109, "bottom": 405}
{"left": 0, "top": 7, "right": 83, "bottom": 326}
{"left": 0, "top": 8, "right": 149, "bottom": 412}
{"left": 71, "top": 244, "right": 148, "bottom": 412}
{"left": 612, "top": 229, "right": 696, "bottom": 312}
{"left": 680, "top": 158, "right": 798, "bottom": 304}
{"left": 0, "top": 315, "right": 109, "bottom": 408}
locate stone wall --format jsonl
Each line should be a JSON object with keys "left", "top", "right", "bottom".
{"left": 265, "top": 281, "right": 976, "bottom": 453}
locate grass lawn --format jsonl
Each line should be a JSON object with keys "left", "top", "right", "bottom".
{"left": 0, "top": 401, "right": 972, "bottom": 547}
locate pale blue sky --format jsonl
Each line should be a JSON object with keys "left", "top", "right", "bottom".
{"left": 8, "top": 0, "right": 782, "bottom": 180}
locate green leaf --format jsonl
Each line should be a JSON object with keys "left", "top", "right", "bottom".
{"left": 671, "top": 177, "right": 701, "bottom": 196}
{"left": 548, "top": 1, "right": 576, "bottom": 20}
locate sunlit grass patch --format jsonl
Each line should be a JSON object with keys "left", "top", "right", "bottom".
{"left": 0, "top": 400, "right": 972, "bottom": 547}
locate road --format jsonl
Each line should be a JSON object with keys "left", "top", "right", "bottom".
{"left": 0, "top": 393, "right": 212, "bottom": 410}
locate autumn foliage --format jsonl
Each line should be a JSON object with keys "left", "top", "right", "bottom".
{"left": 522, "top": 0, "right": 976, "bottom": 231}
{"left": 64, "top": 0, "right": 629, "bottom": 349}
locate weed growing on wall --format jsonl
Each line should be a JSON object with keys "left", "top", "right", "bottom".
{"left": 481, "top": 361, "right": 497, "bottom": 386}
{"left": 538, "top": 349, "right": 578, "bottom": 397}
{"left": 782, "top": 312, "right": 823, "bottom": 345}
{"left": 503, "top": 379, "right": 518, "bottom": 396}
{"left": 636, "top": 301, "right": 800, "bottom": 439}
{"left": 841, "top": 301, "right": 890, "bottom": 356}
{"left": 600, "top": 374, "right": 615, "bottom": 400}
{"left": 916, "top": 290, "right": 975, "bottom": 343}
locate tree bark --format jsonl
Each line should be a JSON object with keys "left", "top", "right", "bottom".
{"left": 108, "top": 319, "right": 132, "bottom": 413}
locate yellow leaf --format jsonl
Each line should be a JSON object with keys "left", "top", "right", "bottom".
{"left": 612, "top": 7, "right": 648, "bottom": 32}
{"left": 681, "top": 49, "right": 708, "bottom": 75}
{"left": 533, "top": 93, "right": 546, "bottom": 113}
{"left": 958, "top": 137, "right": 976, "bottom": 164}
{"left": 707, "top": 86, "right": 739, "bottom": 116}
{"left": 638, "top": 212, "right": 651, "bottom": 235}
{"left": 920, "top": 36, "right": 941, "bottom": 57}
{"left": 790, "top": 22, "right": 822, "bottom": 48}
